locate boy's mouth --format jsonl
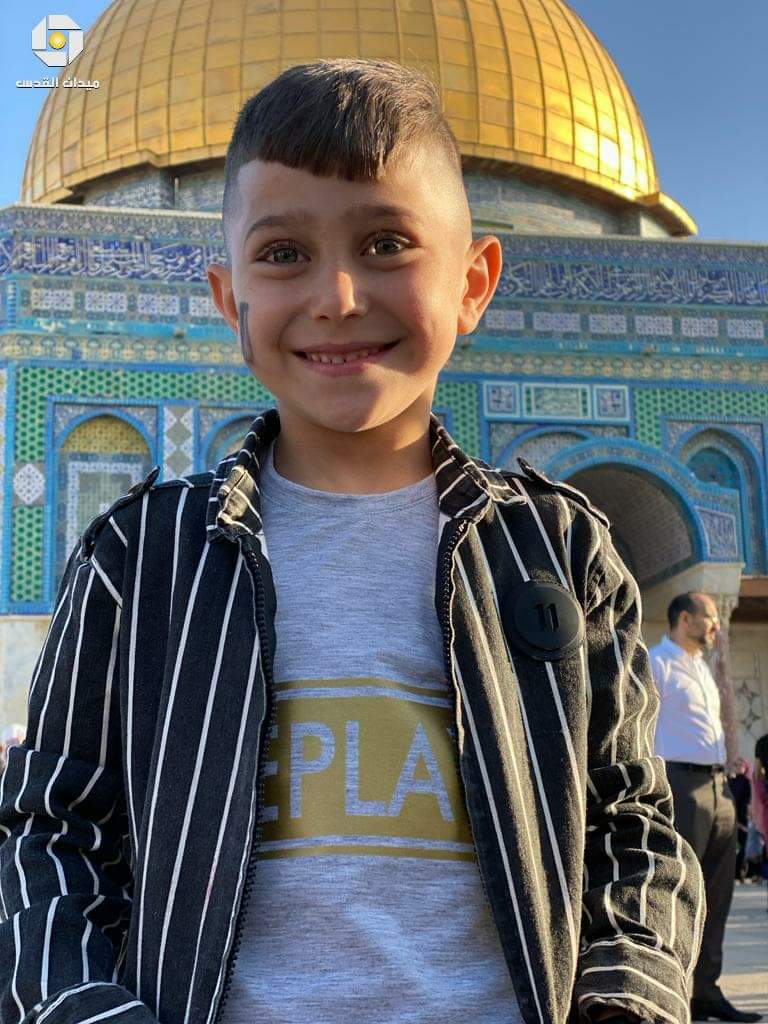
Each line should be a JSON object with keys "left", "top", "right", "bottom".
{"left": 296, "top": 340, "right": 399, "bottom": 365}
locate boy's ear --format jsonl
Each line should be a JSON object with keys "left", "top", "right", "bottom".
{"left": 207, "top": 263, "right": 239, "bottom": 335}
{"left": 457, "top": 235, "right": 503, "bottom": 336}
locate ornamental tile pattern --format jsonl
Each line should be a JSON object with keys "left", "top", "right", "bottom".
{"left": 58, "top": 453, "right": 151, "bottom": 588}
{"left": 666, "top": 419, "right": 765, "bottom": 461}
{"left": 162, "top": 404, "right": 195, "bottom": 480}
{"left": 488, "top": 422, "right": 629, "bottom": 465}
{"left": 484, "top": 381, "right": 520, "bottom": 418}
{"left": 732, "top": 655, "right": 765, "bottom": 749}
{"left": 511, "top": 432, "right": 587, "bottom": 471}
{"left": 532, "top": 311, "right": 581, "bottom": 333}
{"left": 204, "top": 415, "right": 258, "bottom": 472}
{"left": 12, "top": 463, "right": 45, "bottom": 507}
{"left": 137, "top": 293, "right": 180, "bottom": 317}
{"left": 588, "top": 314, "right": 628, "bottom": 335}
{"left": 634, "top": 315, "right": 674, "bottom": 336}
{"left": 188, "top": 294, "right": 217, "bottom": 318}
{"left": 495, "top": 261, "right": 768, "bottom": 307}
{"left": 549, "top": 437, "right": 743, "bottom": 567}
{"left": 30, "top": 288, "right": 73, "bottom": 311}
{"left": 53, "top": 402, "right": 158, "bottom": 441}
{"left": 523, "top": 383, "right": 591, "bottom": 419}
{"left": 726, "top": 319, "right": 764, "bottom": 340}
{"left": 678, "top": 427, "right": 764, "bottom": 470}
{"left": 696, "top": 507, "right": 741, "bottom": 561}
{"left": 594, "top": 386, "right": 629, "bottom": 420}
{"left": 483, "top": 308, "right": 524, "bottom": 331}
{"left": 84, "top": 290, "right": 128, "bottom": 313}
{"left": 681, "top": 317, "right": 719, "bottom": 338}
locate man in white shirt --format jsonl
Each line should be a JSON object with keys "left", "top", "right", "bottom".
{"left": 650, "top": 592, "right": 761, "bottom": 1023}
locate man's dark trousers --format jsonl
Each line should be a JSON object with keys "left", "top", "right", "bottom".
{"left": 666, "top": 761, "right": 737, "bottom": 1001}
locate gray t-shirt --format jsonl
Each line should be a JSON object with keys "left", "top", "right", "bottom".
{"left": 219, "top": 442, "right": 521, "bottom": 1023}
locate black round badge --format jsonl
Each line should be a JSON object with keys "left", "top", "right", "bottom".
{"left": 504, "top": 580, "right": 585, "bottom": 662}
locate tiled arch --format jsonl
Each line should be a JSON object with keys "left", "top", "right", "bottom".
{"left": 547, "top": 439, "right": 733, "bottom": 587}
{"left": 677, "top": 427, "right": 767, "bottom": 574}
{"left": 568, "top": 463, "right": 697, "bottom": 586}
{"left": 54, "top": 412, "right": 153, "bottom": 588}
{"left": 495, "top": 426, "right": 592, "bottom": 473}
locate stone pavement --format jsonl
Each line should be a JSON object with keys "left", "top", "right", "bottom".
{"left": 695, "top": 880, "right": 768, "bottom": 1021}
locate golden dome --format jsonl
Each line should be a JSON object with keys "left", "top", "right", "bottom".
{"left": 21, "top": 0, "right": 695, "bottom": 234}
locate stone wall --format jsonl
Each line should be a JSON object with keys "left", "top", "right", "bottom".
{"left": 0, "top": 617, "right": 50, "bottom": 729}
{"left": 74, "top": 163, "right": 671, "bottom": 237}
{"left": 464, "top": 171, "right": 652, "bottom": 236}
{"left": 730, "top": 622, "right": 768, "bottom": 759}
{"left": 82, "top": 168, "right": 175, "bottom": 210}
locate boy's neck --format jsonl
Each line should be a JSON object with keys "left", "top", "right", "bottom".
{"left": 272, "top": 408, "right": 434, "bottom": 495}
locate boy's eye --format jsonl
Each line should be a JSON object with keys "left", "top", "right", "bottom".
{"left": 368, "top": 234, "right": 407, "bottom": 256}
{"left": 259, "top": 242, "right": 306, "bottom": 264}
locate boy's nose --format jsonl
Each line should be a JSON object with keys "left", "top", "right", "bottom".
{"left": 309, "top": 266, "right": 367, "bottom": 321}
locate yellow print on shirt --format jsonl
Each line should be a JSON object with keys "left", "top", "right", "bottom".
{"left": 258, "top": 676, "right": 475, "bottom": 860}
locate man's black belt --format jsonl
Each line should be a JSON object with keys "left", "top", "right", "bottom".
{"left": 666, "top": 760, "right": 725, "bottom": 774}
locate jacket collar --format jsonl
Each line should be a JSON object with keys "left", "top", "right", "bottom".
{"left": 206, "top": 407, "right": 526, "bottom": 544}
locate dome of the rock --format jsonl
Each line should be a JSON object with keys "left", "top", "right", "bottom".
{"left": 21, "top": 0, "right": 695, "bottom": 234}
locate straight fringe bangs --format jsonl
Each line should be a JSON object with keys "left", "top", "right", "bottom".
{"left": 222, "top": 59, "right": 462, "bottom": 242}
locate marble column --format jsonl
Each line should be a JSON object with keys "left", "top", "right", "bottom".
{"left": 705, "top": 594, "right": 741, "bottom": 770}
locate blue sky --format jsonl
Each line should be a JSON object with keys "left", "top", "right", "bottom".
{"left": 3, "top": 1, "right": 766, "bottom": 242}
{"left": 571, "top": 1, "right": 768, "bottom": 243}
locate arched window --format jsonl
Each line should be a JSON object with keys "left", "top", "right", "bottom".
{"left": 687, "top": 447, "right": 740, "bottom": 490}
{"left": 681, "top": 432, "right": 764, "bottom": 572}
{"left": 567, "top": 463, "right": 697, "bottom": 587}
{"left": 56, "top": 415, "right": 152, "bottom": 586}
{"left": 205, "top": 415, "right": 256, "bottom": 471}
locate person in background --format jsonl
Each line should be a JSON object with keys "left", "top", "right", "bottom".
{"left": 0, "top": 723, "right": 25, "bottom": 777}
{"left": 728, "top": 758, "right": 752, "bottom": 882}
{"left": 756, "top": 734, "right": 768, "bottom": 783}
{"left": 753, "top": 733, "right": 768, "bottom": 875}
{"left": 650, "top": 592, "right": 761, "bottom": 1023}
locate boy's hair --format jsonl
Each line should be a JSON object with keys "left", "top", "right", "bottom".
{"left": 667, "top": 591, "right": 701, "bottom": 629}
{"left": 222, "top": 59, "right": 463, "bottom": 254}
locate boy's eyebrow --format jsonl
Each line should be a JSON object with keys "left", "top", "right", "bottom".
{"left": 241, "top": 203, "right": 419, "bottom": 250}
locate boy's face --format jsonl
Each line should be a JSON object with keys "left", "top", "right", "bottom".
{"left": 208, "top": 143, "right": 501, "bottom": 439}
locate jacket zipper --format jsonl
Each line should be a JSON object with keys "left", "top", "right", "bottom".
{"left": 438, "top": 517, "right": 470, "bottom": 690}
{"left": 437, "top": 516, "right": 491, "bottom": 907}
{"left": 211, "top": 544, "right": 277, "bottom": 1024}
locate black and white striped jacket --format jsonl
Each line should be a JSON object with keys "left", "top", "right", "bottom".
{"left": 0, "top": 408, "right": 703, "bottom": 1024}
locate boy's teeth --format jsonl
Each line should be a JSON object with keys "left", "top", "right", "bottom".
{"left": 306, "top": 346, "right": 380, "bottom": 364}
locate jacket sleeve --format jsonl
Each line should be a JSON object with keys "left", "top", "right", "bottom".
{"left": 0, "top": 520, "right": 160, "bottom": 1024}
{"left": 573, "top": 520, "right": 704, "bottom": 1024}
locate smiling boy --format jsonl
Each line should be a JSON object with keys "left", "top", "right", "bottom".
{"left": 1, "top": 60, "right": 702, "bottom": 1024}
